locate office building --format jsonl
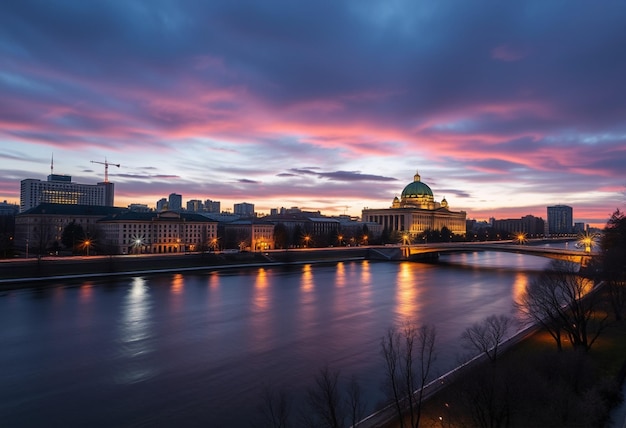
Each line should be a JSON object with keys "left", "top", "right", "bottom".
{"left": 156, "top": 198, "right": 168, "bottom": 211}
{"left": 234, "top": 202, "right": 255, "bottom": 217}
{"left": 20, "top": 174, "right": 114, "bottom": 212}
{"left": 168, "top": 193, "right": 182, "bottom": 212}
{"left": 205, "top": 199, "right": 221, "bottom": 214}
{"left": 187, "top": 200, "right": 204, "bottom": 212}
{"left": 547, "top": 205, "right": 573, "bottom": 235}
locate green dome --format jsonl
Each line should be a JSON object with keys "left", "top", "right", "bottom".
{"left": 401, "top": 181, "right": 433, "bottom": 198}
{"left": 401, "top": 171, "right": 433, "bottom": 199}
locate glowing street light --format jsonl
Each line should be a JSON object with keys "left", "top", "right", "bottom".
{"left": 578, "top": 231, "right": 597, "bottom": 253}
{"left": 337, "top": 235, "right": 343, "bottom": 246}
{"left": 83, "top": 239, "right": 91, "bottom": 256}
{"left": 303, "top": 235, "right": 311, "bottom": 248}
{"left": 514, "top": 233, "right": 527, "bottom": 245}
{"left": 133, "top": 238, "right": 142, "bottom": 254}
{"left": 402, "top": 234, "right": 410, "bottom": 246}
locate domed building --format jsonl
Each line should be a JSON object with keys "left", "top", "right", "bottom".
{"left": 362, "top": 170, "right": 466, "bottom": 238}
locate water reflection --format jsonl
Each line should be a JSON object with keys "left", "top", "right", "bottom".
{"left": 170, "top": 273, "right": 184, "bottom": 313}
{"left": 116, "top": 277, "right": 156, "bottom": 384}
{"left": 336, "top": 262, "right": 346, "bottom": 287}
{"left": 396, "top": 263, "right": 423, "bottom": 320}
{"left": 77, "top": 282, "right": 94, "bottom": 328}
{"left": 299, "top": 264, "right": 315, "bottom": 328}
{"left": 360, "top": 260, "right": 371, "bottom": 284}
{"left": 301, "top": 264, "right": 314, "bottom": 293}
{"left": 79, "top": 283, "right": 93, "bottom": 303}
{"left": 512, "top": 272, "right": 528, "bottom": 307}
{"left": 253, "top": 268, "right": 269, "bottom": 311}
{"left": 171, "top": 273, "right": 184, "bottom": 294}
{"left": 250, "top": 268, "right": 272, "bottom": 352}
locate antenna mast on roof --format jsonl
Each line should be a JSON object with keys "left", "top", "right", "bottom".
{"left": 51, "top": 153, "right": 54, "bottom": 176}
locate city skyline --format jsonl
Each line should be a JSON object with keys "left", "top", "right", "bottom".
{"left": 1, "top": 2, "right": 625, "bottom": 227}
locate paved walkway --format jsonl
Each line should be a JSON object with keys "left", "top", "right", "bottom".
{"left": 607, "top": 382, "right": 626, "bottom": 428}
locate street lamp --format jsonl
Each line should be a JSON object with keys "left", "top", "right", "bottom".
{"left": 578, "top": 231, "right": 596, "bottom": 253}
{"left": 133, "top": 238, "right": 142, "bottom": 254}
{"left": 84, "top": 239, "right": 91, "bottom": 256}
{"left": 338, "top": 235, "right": 343, "bottom": 246}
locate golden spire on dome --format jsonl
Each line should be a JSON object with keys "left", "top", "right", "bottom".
{"left": 414, "top": 170, "right": 421, "bottom": 182}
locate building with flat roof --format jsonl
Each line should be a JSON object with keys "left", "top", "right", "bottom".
{"left": 492, "top": 215, "right": 545, "bottom": 238}
{"left": 547, "top": 205, "right": 573, "bottom": 235}
{"left": 20, "top": 174, "right": 114, "bottom": 212}
{"left": 168, "top": 193, "right": 182, "bottom": 212}
{"left": 362, "top": 170, "right": 466, "bottom": 239}
{"left": 204, "top": 199, "right": 221, "bottom": 213}
{"left": 234, "top": 202, "right": 255, "bottom": 217}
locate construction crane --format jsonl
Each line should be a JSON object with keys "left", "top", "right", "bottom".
{"left": 91, "top": 158, "right": 120, "bottom": 183}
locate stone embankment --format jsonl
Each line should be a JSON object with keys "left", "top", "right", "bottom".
{"left": 0, "top": 247, "right": 372, "bottom": 287}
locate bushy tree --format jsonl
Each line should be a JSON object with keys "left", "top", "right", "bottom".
{"left": 273, "top": 223, "right": 289, "bottom": 249}
{"left": 61, "top": 221, "right": 85, "bottom": 253}
{"left": 599, "top": 209, "right": 626, "bottom": 320}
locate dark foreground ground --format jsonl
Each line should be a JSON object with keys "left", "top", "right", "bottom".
{"left": 378, "top": 285, "right": 626, "bottom": 428}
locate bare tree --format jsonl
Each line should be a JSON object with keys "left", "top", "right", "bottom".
{"left": 516, "top": 260, "right": 607, "bottom": 351}
{"left": 253, "top": 385, "right": 291, "bottom": 428}
{"left": 461, "top": 315, "right": 513, "bottom": 364}
{"left": 381, "top": 321, "right": 437, "bottom": 428}
{"left": 346, "top": 375, "right": 365, "bottom": 428}
{"left": 303, "top": 366, "right": 343, "bottom": 428}
{"left": 381, "top": 327, "right": 404, "bottom": 427}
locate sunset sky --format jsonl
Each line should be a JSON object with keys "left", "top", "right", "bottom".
{"left": 1, "top": 1, "right": 625, "bottom": 227}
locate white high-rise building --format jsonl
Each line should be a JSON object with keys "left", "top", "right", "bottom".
{"left": 20, "top": 174, "right": 114, "bottom": 213}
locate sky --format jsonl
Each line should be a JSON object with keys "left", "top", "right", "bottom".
{"left": 1, "top": 1, "right": 625, "bottom": 227}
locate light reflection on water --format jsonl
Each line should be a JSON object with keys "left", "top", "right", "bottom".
{"left": 0, "top": 252, "right": 556, "bottom": 427}
{"left": 115, "top": 277, "right": 157, "bottom": 385}
{"left": 396, "top": 262, "right": 423, "bottom": 320}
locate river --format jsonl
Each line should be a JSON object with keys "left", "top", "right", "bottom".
{"left": 0, "top": 248, "right": 566, "bottom": 427}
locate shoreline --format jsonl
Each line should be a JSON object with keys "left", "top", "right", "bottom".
{"left": 0, "top": 249, "right": 370, "bottom": 289}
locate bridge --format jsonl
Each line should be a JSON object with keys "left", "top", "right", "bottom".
{"left": 368, "top": 240, "right": 595, "bottom": 265}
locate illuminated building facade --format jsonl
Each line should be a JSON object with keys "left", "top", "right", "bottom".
{"left": 361, "top": 171, "right": 466, "bottom": 238}
{"left": 222, "top": 219, "right": 275, "bottom": 251}
{"left": 20, "top": 174, "right": 113, "bottom": 212}
{"left": 98, "top": 210, "right": 218, "bottom": 254}
{"left": 14, "top": 203, "right": 124, "bottom": 254}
